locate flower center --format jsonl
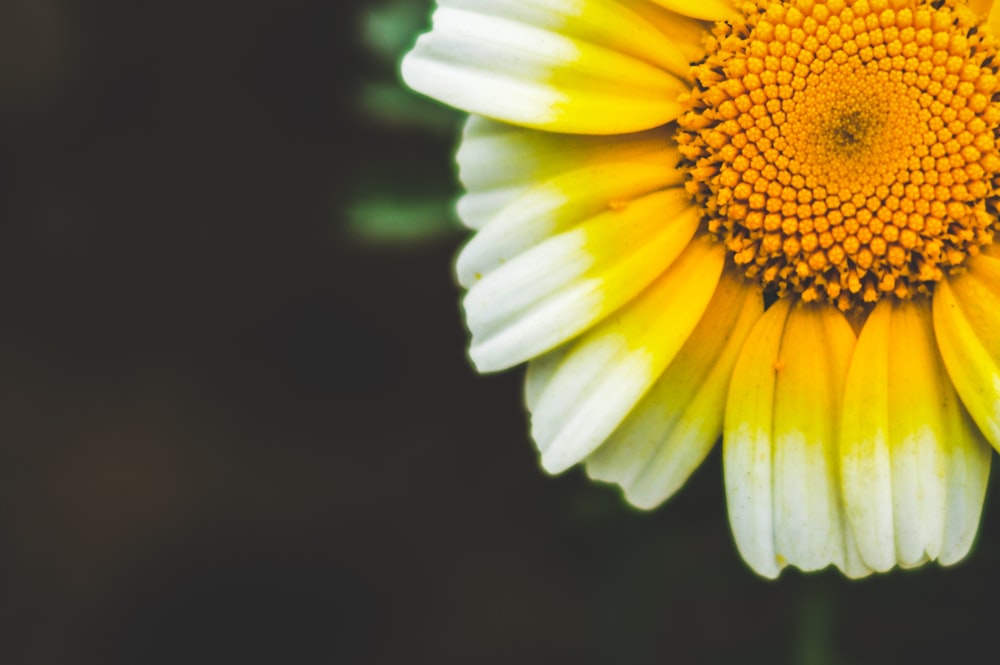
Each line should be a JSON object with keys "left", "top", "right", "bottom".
{"left": 677, "top": 0, "right": 1000, "bottom": 309}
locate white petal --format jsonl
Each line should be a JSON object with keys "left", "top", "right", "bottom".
{"left": 457, "top": 187, "right": 527, "bottom": 232}
{"left": 524, "top": 345, "right": 569, "bottom": 412}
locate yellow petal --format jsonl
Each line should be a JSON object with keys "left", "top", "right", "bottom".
{"left": 982, "top": 0, "right": 1000, "bottom": 37}
{"left": 647, "top": 0, "right": 739, "bottom": 22}
{"left": 627, "top": 2, "right": 710, "bottom": 64}
{"left": 968, "top": 0, "right": 992, "bottom": 18}
{"left": 933, "top": 255, "right": 1000, "bottom": 449}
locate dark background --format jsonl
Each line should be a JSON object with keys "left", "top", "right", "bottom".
{"left": 1, "top": 0, "right": 998, "bottom": 663}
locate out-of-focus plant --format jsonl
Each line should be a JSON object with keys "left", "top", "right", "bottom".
{"left": 348, "top": 0, "right": 463, "bottom": 245}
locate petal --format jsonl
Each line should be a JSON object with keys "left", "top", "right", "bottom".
{"left": 969, "top": 0, "right": 991, "bottom": 16}
{"left": 437, "top": 0, "right": 703, "bottom": 77}
{"left": 724, "top": 300, "right": 867, "bottom": 579}
{"left": 584, "top": 268, "right": 764, "bottom": 509}
{"left": 627, "top": 2, "right": 710, "bottom": 64}
{"left": 933, "top": 254, "right": 1000, "bottom": 450}
{"left": 524, "top": 345, "right": 569, "bottom": 412}
{"left": 842, "top": 298, "right": 991, "bottom": 573}
{"left": 531, "top": 236, "right": 725, "bottom": 473}
{"left": 770, "top": 303, "right": 868, "bottom": 578}
{"left": 463, "top": 187, "right": 699, "bottom": 372}
{"left": 647, "top": 0, "right": 739, "bottom": 22}
{"left": 723, "top": 299, "right": 786, "bottom": 579}
{"left": 456, "top": 160, "right": 684, "bottom": 286}
{"left": 456, "top": 116, "right": 676, "bottom": 229}
{"left": 401, "top": 3, "right": 690, "bottom": 135}
{"left": 982, "top": 0, "right": 1000, "bottom": 37}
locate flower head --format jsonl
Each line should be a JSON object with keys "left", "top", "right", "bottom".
{"left": 402, "top": 0, "right": 1000, "bottom": 578}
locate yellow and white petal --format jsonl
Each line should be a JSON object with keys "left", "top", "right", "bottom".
{"left": 584, "top": 269, "right": 763, "bottom": 509}
{"left": 724, "top": 300, "right": 868, "bottom": 579}
{"left": 771, "top": 303, "right": 867, "bottom": 577}
{"left": 401, "top": 2, "right": 690, "bottom": 135}
{"left": 530, "top": 236, "right": 725, "bottom": 473}
{"left": 933, "top": 254, "right": 1000, "bottom": 450}
{"left": 439, "top": 0, "right": 701, "bottom": 77}
{"left": 464, "top": 187, "right": 699, "bottom": 372}
{"left": 456, "top": 161, "right": 683, "bottom": 287}
{"left": 842, "top": 298, "right": 991, "bottom": 573}
{"left": 723, "top": 299, "right": 787, "bottom": 579}
{"left": 456, "top": 116, "right": 675, "bottom": 228}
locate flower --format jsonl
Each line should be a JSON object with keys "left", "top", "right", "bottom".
{"left": 401, "top": 0, "right": 1000, "bottom": 578}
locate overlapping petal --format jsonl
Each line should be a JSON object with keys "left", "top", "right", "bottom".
{"left": 456, "top": 117, "right": 676, "bottom": 228}
{"left": 647, "top": 0, "right": 739, "bottom": 21}
{"left": 976, "top": 0, "right": 1000, "bottom": 35}
{"left": 457, "top": 130, "right": 683, "bottom": 287}
{"left": 584, "top": 268, "right": 763, "bottom": 509}
{"left": 841, "top": 298, "right": 991, "bottom": 572}
{"left": 933, "top": 253, "right": 1000, "bottom": 451}
{"left": 456, "top": 160, "right": 684, "bottom": 286}
{"left": 402, "top": 0, "right": 1000, "bottom": 581}
{"left": 401, "top": 0, "right": 694, "bottom": 135}
{"left": 463, "top": 187, "right": 700, "bottom": 371}
{"left": 724, "top": 299, "right": 869, "bottom": 578}
{"left": 528, "top": 236, "right": 725, "bottom": 473}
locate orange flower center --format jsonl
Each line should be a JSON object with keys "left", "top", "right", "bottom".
{"left": 677, "top": 0, "right": 1000, "bottom": 309}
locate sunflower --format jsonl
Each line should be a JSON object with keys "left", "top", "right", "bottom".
{"left": 401, "top": 0, "right": 1000, "bottom": 578}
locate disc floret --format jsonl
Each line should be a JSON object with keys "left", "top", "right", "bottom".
{"left": 677, "top": 0, "right": 1000, "bottom": 309}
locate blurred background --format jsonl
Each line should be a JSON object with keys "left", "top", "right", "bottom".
{"left": 0, "top": 0, "right": 999, "bottom": 663}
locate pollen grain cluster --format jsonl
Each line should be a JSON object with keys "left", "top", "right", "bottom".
{"left": 677, "top": 0, "right": 1000, "bottom": 309}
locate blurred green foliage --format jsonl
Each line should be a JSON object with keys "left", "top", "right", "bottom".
{"left": 358, "top": 80, "right": 460, "bottom": 133}
{"left": 363, "top": 0, "right": 429, "bottom": 62}
{"left": 350, "top": 0, "right": 464, "bottom": 245}
{"left": 347, "top": 196, "right": 460, "bottom": 245}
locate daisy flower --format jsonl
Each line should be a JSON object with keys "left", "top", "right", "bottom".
{"left": 401, "top": 0, "right": 1000, "bottom": 578}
